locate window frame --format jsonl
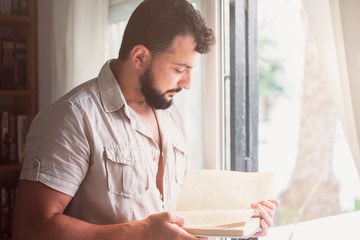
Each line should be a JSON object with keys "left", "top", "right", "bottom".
{"left": 199, "top": 0, "right": 225, "bottom": 170}
{"left": 229, "top": 0, "right": 258, "bottom": 173}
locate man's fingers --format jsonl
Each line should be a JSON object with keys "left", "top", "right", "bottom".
{"left": 252, "top": 199, "right": 280, "bottom": 219}
{"left": 152, "top": 212, "right": 186, "bottom": 227}
{"left": 162, "top": 212, "right": 209, "bottom": 239}
{"left": 252, "top": 219, "right": 269, "bottom": 238}
{"left": 259, "top": 219, "right": 269, "bottom": 236}
{"left": 166, "top": 212, "right": 186, "bottom": 227}
{"left": 251, "top": 200, "right": 281, "bottom": 209}
{"left": 259, "top": 204, "right": 275, "bottom": 218}
{"left": 270, "top": 199, "right": 281, "bottom": 207}
{"left": 250, "top": 199, "right": 280, "bottom": 238}
{"left": 259, "top": 200, "right": 278, "bottom": 210}
{"left": 258, "top": 205, "right": 274, "bottom": 227}
{"left": 174, "top": 222, "right": 209, "bottom": 240}
{"left": 252, "top": 199, "right": 281, "bottom": 209}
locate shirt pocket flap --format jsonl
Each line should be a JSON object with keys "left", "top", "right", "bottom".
{"left": 172, "top": 140, "right": 188, "bottom": 157}
{"left": 104, "top": 146, "right": 142, "bottom": 165}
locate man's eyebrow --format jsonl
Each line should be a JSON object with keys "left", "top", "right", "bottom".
{"left": 174, "top": 63, "right": 194, "bottom": 69}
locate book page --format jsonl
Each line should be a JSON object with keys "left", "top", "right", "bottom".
{"left": 176, "top": 209, "right": 255, "bottom": 228}
{"left": 176, "top": 169, "right": 274, "bottom": 211}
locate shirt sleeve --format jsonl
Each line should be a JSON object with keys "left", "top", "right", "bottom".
{"left": 20, "top": 101, "right": 90, "bottom": 197}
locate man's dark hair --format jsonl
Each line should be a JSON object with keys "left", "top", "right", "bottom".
{"left": 118, "top": 0, "right": 215, "bottom": 60}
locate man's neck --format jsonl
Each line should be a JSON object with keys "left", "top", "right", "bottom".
{"left": 110, "top": 58, "right": 146, "bottom": 108}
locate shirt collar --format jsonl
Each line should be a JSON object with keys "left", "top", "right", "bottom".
{"left": 98, "top": 60, "right": 127, "bottom": 113}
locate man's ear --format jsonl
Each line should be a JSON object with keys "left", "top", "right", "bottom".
{"left": 131, "top": 45, "right": 151, "bottom": 70}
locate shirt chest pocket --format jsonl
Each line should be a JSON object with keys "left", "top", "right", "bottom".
{"left": 104, "top": 146, "right": 149, "bottom": 198}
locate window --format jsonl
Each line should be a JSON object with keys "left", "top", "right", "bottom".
{"left": 257, "top": 0, "right": 360, "bottom": 238}
{"left": 223, "top": 0, "right": 259, "bottom": 173}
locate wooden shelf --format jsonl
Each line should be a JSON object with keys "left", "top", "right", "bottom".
{"left": 0, "top": 89, "right": 33, "bottom": 96}
{"left": 0, "top": 1, "right": 37, "bottom": 237}
{"left": 0, "top": 164, "right": 22, "bottom": 171}
{"left": 0, "top": 14, "right": 32, "bottom": 23}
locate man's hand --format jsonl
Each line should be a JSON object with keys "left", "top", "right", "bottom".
{"left": 143, "top": 212, "right": 207, "bottom": 240}
{"left": 251, "top": 199, "right": 281, "bottom": 237}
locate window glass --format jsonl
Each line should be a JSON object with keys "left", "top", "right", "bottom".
{"left": 258, "top": 0, "right": 360, "bottom": 231}
{"left": 107, "top": 0, "right": 142, "bottom": 60}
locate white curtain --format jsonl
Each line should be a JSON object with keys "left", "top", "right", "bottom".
{"left": 50, "top": 0, "right": 108, "bottom": 101}
{"left": 302, "top": 0, "right": 360, "bottom": 178}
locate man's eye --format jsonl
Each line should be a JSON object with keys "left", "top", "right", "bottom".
{"left": 175, "top": 69, "right": 185, "bottom": 74}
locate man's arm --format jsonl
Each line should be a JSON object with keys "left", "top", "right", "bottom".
{"left": 13, "top": 180, "right": 206, "bottom": 240}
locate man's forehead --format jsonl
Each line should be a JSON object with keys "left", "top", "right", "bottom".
{"left": 166, "top": 35, "right": 197, "bottom": 53}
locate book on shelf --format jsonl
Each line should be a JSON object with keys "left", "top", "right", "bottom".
{"left": 0, "top": 185, "right": 16, "bottom": 238}
{"left": 0, "top": 111, "right": 27, "bottom": 165}
{"left": 0, "top": 0, "right": 27, "bottom": 15}
{"left": 16, "top": 114, "right": 27, "bottom": 164}
{"left": 0, "top": 111, "right": 10, "bottom": 164}
{"left": 173, "top": 169, "right": 274, "bottom": 239}
{"left": 0, "top": 39, "right": 15, "bottom": 90}
{"left": 18, "top": 0, "right": 27, "bottom": 15}
{"left": 10, "top": 0, "right": 18, "bottom": 15}
{"left": 14, "top": 39, "right": 27, "bottom": 89}
{"left": 0, "top": 0, "right": 11, "bottom": 15}
{"left": 0, "top": 38, "right": 27, "bottom": 90}
{"left": 0, "top": 186, "right": 10, "bottom": 238}
{"left": 8, "top": 113, "right": 16, "bottom": 164}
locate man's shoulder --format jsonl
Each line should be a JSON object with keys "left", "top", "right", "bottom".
{"left": 35, "top": 78, "right": 101, "bottom": 122}
{"left": 58, "top": 78, "right": 100, "bottom": 105}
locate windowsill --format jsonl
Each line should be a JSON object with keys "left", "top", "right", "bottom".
{"left": 264, "top": 211, "right": 360, "bottom": 239}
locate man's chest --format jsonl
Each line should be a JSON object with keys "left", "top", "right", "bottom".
{"left": 67, "top": 105, "right": 189, "bottom": 223}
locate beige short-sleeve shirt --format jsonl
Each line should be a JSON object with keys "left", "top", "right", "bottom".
{"left": 20, "top": 60, "right": 188, "bottom": 224}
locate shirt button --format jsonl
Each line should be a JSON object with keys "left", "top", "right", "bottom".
{"left": 153, "top": 156, "right": 157, "bottom": 161}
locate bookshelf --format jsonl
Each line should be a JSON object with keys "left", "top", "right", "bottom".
{"left": 0, "top": 0, "right": 37, "bottom": 239}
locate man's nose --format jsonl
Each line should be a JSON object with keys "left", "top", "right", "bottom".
{"left": 178, "top": 70, "right": 192, "bottom": 90}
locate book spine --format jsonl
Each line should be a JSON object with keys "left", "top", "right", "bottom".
{"left": 8, "top": 113, "right": 17, "bottom": 164}
{"left": 14, "top": 39, "right": 27, "bottom": 89}
{"left": 16, "top": 114, "right": 26, "bottom": 163}
{"left": 18, "top": 0, "right": 26, "bottom": 15}
{"left": 1, "top": 39, "right": 15, "bottom": 90}
{"left": 0, "top": 185, "right": 16, "bottom": 238}
{"left": 0, "top": 0, "right": 28, "bottom": 16}
{"left": 11, "top": 0, "right": 19, "bottom": 15}
{"left": 0, "top": 186, "right": 9, "bottom": 238}
{"left": 8, "top": 185, "right": 16, "bottom": 238}
{"left": 0, "top": 0, "right": 11, "bottom": 15}
{"left": 0, "top": 111, "right": 10, "bottom": 164}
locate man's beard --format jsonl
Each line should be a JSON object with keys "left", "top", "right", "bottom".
{"left": 139, "top": 66, "right": 182, "bottom": 109}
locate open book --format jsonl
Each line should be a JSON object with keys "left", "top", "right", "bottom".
{"left": 174, "top": 169, "right": 274, "bottom": 238}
